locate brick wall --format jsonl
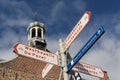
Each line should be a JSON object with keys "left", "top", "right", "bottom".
{"left": 0, "top": 67, "right": 41, "bottom": 80}
{"left": 0, "top": 56, "right": 61, "bottom": 80}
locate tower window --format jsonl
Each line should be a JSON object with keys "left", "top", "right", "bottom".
{"left": 32, "top": 28, "right": 36, "bottom": 38}
{"left": 38, "top": 28, "right": 41, "bottom": 38}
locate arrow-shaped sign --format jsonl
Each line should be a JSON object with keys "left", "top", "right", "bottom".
{"left": 72, "top": 62, "right": 105, "bottom": 78}
{"left": 64, "top": 11, "right": 91, "bottom": 50}
{"left": 13, "top": 43, "right": 58, "bottom": 65}
{"left": 42, "top": 11, "right": 91, "bottom": 78}
{"left": 64, "top": 26, "right": 105, "bottom": 72}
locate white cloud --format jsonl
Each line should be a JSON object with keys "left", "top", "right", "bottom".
{"left": 73, "top": 0, "right": 87, "bottom": 12}
{"left": 77, "top": 12, "right": 120, "bottom": 80}
{"left": 4, "top": 19, "right": 31, "bottom": 27}
{"left": 0, "top": 0, "right": 32, "bottom": 28}
{"left": 115, "top": 23, "right": 120, "bottom": 34}
{"left": 0, "top": 0, "right": 30, "bottom": 60}
{"left": 82, "top": 35, "right": 120, "bottom": 80}
{"left": 0, "top": 28, "right": 27, "bottom": 49}
{"left": 46, "top": 0, "right": 87, "bottom": 28}
{"left": 46, "top": 1, "right": 66, "bottom": 26}
{"left": 46, "top": 37, "right": 59, "bottom": 53}
{"left": 0, "top": 48, "right": 17, "bottom": 62}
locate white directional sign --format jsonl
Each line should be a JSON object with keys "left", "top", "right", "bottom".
{"left": 72, "top": 62, "right": 105, "bottom": 78}
{"left": 42, "top": 11, "right": 91, "bottom": 78}
{"left": 13, "top": 43, "right": 58, "bottom": 65}
{"left": 64, "top": 11, "right": 91, "bottom": 49}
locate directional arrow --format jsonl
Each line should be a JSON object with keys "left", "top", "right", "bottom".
{"left": 64, "top": 26, "right": 105, "bottom": 72}
{"left": 64, "top": 11, "right": 91, "bottom": 50}
{"left": 13, "top": 43, "right": 58, "bottom": 65}
{"left": 42, "top": 11, "right": 91, "bottom": 78}
{"left": 72, "top": 62, "right": 105, "bottom": 78}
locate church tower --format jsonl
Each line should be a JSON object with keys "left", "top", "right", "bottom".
{"left": 27, "top": 20, "right": 47, "bottom": 50}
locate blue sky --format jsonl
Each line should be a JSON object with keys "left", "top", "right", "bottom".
{"left": 0, "top": 0, "right": 120, "bottom": 80}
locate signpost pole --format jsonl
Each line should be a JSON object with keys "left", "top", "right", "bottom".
{"left": 42, "top": 11, "right": 91, "bottom": 77}
{"left": 59, "top": 39, "right": 69, "bottom": 80}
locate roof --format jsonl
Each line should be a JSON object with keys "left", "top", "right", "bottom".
{"left": 27, "top": 21, "right": 45, "bottom": 32}
{"left": 0, "top": 55, "right": 61, "bottom": 79}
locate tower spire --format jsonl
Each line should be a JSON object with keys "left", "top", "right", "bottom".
{"left": 27, "top": 14, "right": 47, "bottom": 50}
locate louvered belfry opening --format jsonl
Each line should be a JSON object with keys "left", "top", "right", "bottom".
{"left": 27, "top": 21, "right": 47, "bottom": 50}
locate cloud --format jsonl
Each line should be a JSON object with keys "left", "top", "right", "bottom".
{"left": 114, "top": 22, "right": 120, "bottom": 35}
{"left": 46, "top": 37, "right": 59, "bottom": 53}
{"left": 0, "top": 0, "right": 31, "bottom": 60}
{"left": 0, "top": 28, "right": 27, "bottom": 49}
{"left": 73, "top": 0, "right": 87, "bottom": 12}
{"left": 46, "top": 1, "right": 65, "bottom": 26}
{"left": 82, "top": 35, "right": 120, "bottom": 80}
{"left": 77, "top": 12, "right": 120, "bottom": 80}
{"left": 0, "top": 0, "right": 32, "bottom": 28}
{"left": 0, "top": 27, "right": 27, "bottom": 62}
{"left": 0, "top": 48, "right": 17, "bottom": 61}
{"left": 45, "top": 0, "right": 87, "bottom": 35}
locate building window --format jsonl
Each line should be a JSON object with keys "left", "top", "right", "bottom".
{"left": 32, "top": 28, "right": 36, "bottom": 38}
{"left": 38, "top": 28, "right": 41, "bottom": 38}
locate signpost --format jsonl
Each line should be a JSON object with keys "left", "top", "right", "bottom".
{"left": 13, "top": 43, "right": 58, "bottom": 65}
{"left": 13, "top": 10, "right": 106, "bottom": 79}
{"left": 64, "top": 26, "right": 105, "bottom": 72}
{"left": 72, "top": 62, "right": 105, "bottom": 78}
{"left": 42, "top": 11, "right": 91, "bottom": 78}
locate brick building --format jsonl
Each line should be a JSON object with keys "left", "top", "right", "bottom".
{"left": 0, "top": 20, "right": 62, "bottom": 80}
